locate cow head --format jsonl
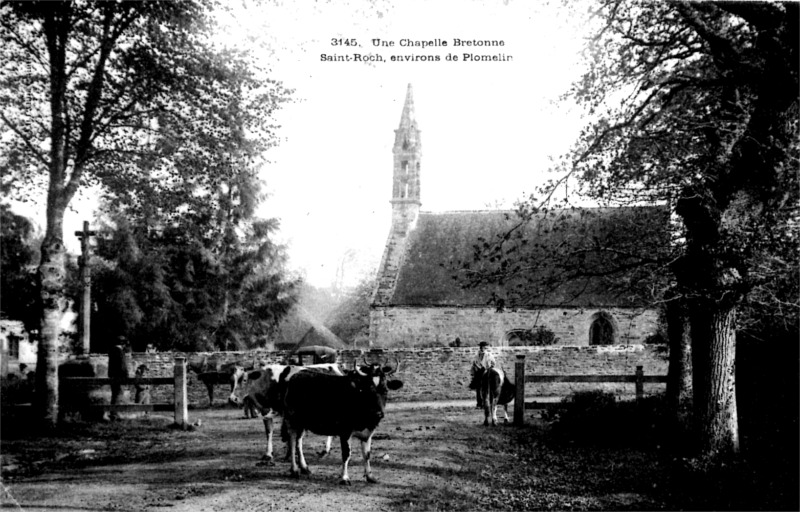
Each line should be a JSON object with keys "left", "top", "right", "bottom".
{"left": 229, "top": 368, "right": 261, "bottom": 406}
{"left": 347, "top": 357, "right": 403, "bottom": 429}
{"left": 229, "top": 365, "right": 289, "bottom": 408}
{"left": 355, "top": 355, "right": 402, "bottom": 388}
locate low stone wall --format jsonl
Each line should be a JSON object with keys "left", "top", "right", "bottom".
{"left": 68, "top": 344, "right": 668, "bottom": 407}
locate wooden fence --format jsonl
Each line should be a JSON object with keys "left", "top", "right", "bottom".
{"left": 512, "top": 354, "right": 668, "bottom": 426}
{"left": 60, "top": 356, "right": 189, "bottom": 428}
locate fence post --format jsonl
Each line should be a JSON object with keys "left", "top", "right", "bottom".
{"left": 514, "top": 355, "right": 526, "bottom": 426}
{"left": 635, "top": 365, "right": 644, "bottom": 402}
{"left": 174, "top": 356, "right": 188, "bottom": 429}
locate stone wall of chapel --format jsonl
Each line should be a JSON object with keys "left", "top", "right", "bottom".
{"left": 368, "top": 306, "right": 659, "bottom": 347}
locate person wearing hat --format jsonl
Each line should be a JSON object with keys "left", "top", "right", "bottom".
{"left": 469, "top": 342, "right": 496, "bottom": 408}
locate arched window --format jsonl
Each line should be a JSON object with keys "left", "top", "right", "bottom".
{"left": 589, "top": 312, "right": 617, "bottom": 345}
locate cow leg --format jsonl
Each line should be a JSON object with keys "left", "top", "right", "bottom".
{"left": 501, "top": 404, "right": 510, "bottom": 424}
{"left": 339, "top": 435, "right": 352, "bottom": 485}
{"left": 318, "top": 436, "right": 332, "bottom": 458}
{"left": 280, "top": 419, "right": 299, "bottom": 463}
{"left": 242, "top": 396, "right": 257, "bottom": 419}
{"left": 482, "top": 382, "right": 490, "bottom": 426}
{"left": 258, "top": 416, "right": 275, "bottom": 465}
{"left": 287, "top": 427, "right": 300, "bottom": 478}
{"left": 361, "top": 434, "right": 377, "bottom": 483}
{"left": 483, "top": 394, "right": 499, "bottom": 426}
{"left": 488, "top": 386, "right": 499, "bottom": 426}
{"left": 296, "top": 430, "right": 310, "bottom": 475}
{"left": 206, "top": 382, "right": 214, "bottom": 407}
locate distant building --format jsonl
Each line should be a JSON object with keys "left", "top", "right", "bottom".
{"left": 272, "top": 306, "right": 346, "bottom": 352}
{"left": 1, "top": 319, "right": 36, "bottom": 376}
{"left": 370, "top": 85, "right": 667, "bottom": 348}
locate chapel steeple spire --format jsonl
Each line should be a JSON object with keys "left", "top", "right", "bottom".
{"left": 391, "top": 83, "right": 421, "bottom": 215}
{"left": 398, "top": 83, "right": 417, "bottom": 129}
{"left": 372, "top": 85, "right": 423, "bottom": 306}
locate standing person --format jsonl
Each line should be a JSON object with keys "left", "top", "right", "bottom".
{"left": 469, "top": 342, "right": 496, "bottom": 408}
{"left": 108, "top": 336, "right": 131, "bottom": 421}
{"left": 134, "top": 364, "right": 151, "bottom": 406}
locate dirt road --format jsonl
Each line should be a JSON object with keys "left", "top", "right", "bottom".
{"left": 1, "top": 403, "right": 519, "bottom": 511}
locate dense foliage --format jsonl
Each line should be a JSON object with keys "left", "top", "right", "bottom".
{"left": 0, "top": 0, "right": 296, "bottom": 424}
{"left": 87, "top": 212, "right": 298, "bottom": 353}
{"left": 461, "top": 0, "right": 798, "bottom": 459}
{"left": 0, "top": 205, "right": 39, "bottom": 331}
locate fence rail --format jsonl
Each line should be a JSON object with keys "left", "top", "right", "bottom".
{"left": 61, "top": 377, "right": 175, "bottom": 386}
{"left": 512, "top": 354, "right": 667, "bottom": 426}
{"left": 60, "top": 356, "right": 189, "bottom": 428}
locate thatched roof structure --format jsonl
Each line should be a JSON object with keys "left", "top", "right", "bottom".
{"left": 272, "top": 306, "right": 346, "bottom": 350}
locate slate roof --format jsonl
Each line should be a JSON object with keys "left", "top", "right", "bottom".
{"left": 383, "top": 206, "right": 669, "bottom": 308}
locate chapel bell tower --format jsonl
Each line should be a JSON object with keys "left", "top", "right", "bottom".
{"left": 391, "top": 83, "right": 421, "bottom": 233}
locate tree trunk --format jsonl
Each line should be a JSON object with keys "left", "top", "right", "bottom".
{"left": 665, "top": 298, "right": 694, "bottom": 453}
{"left": 34, "top": 233, "right": 68, "bottom": 426}
{"left": 690, "top": 305, "right": 739, "bottom": 459}
{"left": 34, "top": 4, "right": 72, "bottom": 427}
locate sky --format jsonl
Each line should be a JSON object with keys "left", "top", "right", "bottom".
{"left": 220, "top": 0, "right": 593, "bottom": 288}
{"left": 15, "top": 0, "right": 594, "bottom": 290}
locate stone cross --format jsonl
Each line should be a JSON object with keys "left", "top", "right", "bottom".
{"left": 74, "top": 221, "right": 96, "bottom": 355}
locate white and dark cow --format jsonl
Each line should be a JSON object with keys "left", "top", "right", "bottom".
{"left": 479, "top": 367, "right": 516, "bottom": 426}
{"left": 228, "top": 363, "right": 342, "bottom": 464}
{"left": 281, "top": 358, "right": 403, "bottom": 485}
{"left": 189, "top": 355, "right": 260, "bottom": 407}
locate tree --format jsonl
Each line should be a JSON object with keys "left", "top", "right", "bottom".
{"left": 205, "top": 217, "right": 300, "bottom": 351}
{"left": 457, "top": 1, "right": 797, "bottom": 461}
{"left": 0, "top": 205, "right": 39, "bottom": 331}
{"left": 327, "top": 277, "right": 376, "bottom": 347}
{"left": 546, "top": 1, "right": 797, "bottom": 459}
{"left": 1, "top": 0, "right": 291, "bottom": 425}
{"left": 89, "top": 214, "right": 298, "bottom": 353}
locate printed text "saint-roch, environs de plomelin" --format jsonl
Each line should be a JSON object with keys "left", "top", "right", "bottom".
{"left": 320, "top": 38, "right": 513, "bottom": 63}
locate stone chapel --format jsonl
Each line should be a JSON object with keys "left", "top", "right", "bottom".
{"left": 369, "top": 85, "right": 666, "bottom": 348}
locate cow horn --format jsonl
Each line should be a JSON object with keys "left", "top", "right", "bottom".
{"left": 386, "top": 355, "right": 400, "bottom": 376}
{"left": 360, "top": 355, "right": 369, "bottom": 367}
{"left": 355, "top": 359, "right": 367, "bottom": 377}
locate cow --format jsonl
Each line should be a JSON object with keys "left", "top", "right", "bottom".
{"left": 196, "top": 367, "right": 241, "bottom": 407}
{"left": 188, "top": 355, "right": 260, "bottom": 407}
{"left": 281, "top": 357, "right": 403, "bottom": 485}
{"left": 228, "top": 363, "right": 342, "bottom": 464}
{"left": 478, "top": 367, "right": 516, "bottom": 426}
